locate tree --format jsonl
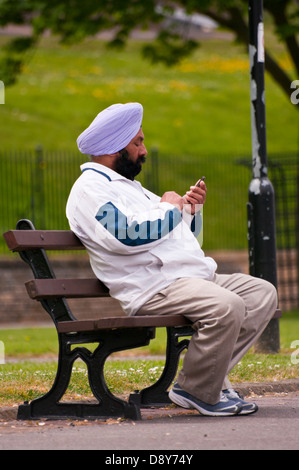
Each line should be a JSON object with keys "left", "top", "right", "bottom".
{"left": 0, "top": 0, "right": 298, "bottom": 106}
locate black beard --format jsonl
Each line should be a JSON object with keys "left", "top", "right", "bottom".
{"left": 115, "top": 149, "right": 146, "bottom": 181}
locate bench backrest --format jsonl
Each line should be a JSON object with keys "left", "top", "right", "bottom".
{"left": 3, "top": 219, "right": 110, "bottom": 327}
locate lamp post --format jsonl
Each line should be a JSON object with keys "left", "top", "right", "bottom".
{"left": 247, "top": 0, "right": 280, "bottom": 353}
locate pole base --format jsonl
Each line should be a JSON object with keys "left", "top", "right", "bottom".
{"left": 253, "top": 318, "right": 280, "bottom": 354}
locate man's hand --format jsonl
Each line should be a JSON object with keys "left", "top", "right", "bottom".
{"left": 160, "top": 191, "right": 184, "bottom": 211}
{"left": 183, "top": 180, "right": 207, "bottom": 214}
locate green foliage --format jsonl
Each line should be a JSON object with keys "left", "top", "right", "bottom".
{"left": 0, "top": 36, "right": 37, "bottom": 85}
{"left": 0, "top": 0, "right": 32, "bottom": 25}
{"left": 143, "top": 30, "right": 198, "bottom": 66}
{"left": 0, "top": 56, "right": 22, "bottom": 86}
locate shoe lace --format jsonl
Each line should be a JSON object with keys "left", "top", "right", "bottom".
{"left": 226, "top": 388, "right": 244, "bottom": 400}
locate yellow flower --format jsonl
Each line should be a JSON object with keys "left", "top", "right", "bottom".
{"left": 178, "top": 56, "right": 249, "bottom": 74}
{"left": 169, "top": 80, "right": 189, "bottom": 91}
{"left": 92, "top": 88, "right": 104, "bottom": 98}
{"left": 278, "top": 56, "right": 293, "bottom": 71}
{"left": 173, "top": 119, "right": 183, "bottom": 127}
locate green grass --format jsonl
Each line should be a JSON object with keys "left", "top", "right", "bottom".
{"left": 2, "top": 311, "right": 297, "bottom": 359}
{"left": 1, "top": 36, "right": 297, "bottom": 154}
{"left": 0, "top": 312, "right": 298, "bottom": 405}
{"left": 0, "top": 327, "right": 58, "bottom": 358}
{"left": 0, "top": 35, "right": 297, "bottom": 250}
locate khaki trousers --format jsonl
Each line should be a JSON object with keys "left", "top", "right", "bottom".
{"left": 136, "top": 273, "right": 278, "bottom": 405}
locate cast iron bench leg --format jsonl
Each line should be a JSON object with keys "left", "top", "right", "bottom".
{"left": 130, "top": 325, "right": 194, "bottom": 407}
{"left": 18, "top": 328, "right": 155, "bottom": 420}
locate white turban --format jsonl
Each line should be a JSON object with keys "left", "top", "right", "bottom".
{"left": 77, "top": 102, "right": 143, "bottom": 156}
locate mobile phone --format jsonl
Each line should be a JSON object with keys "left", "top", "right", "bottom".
{"left": 195, "top": 176, "right": 206, "bottom": 187}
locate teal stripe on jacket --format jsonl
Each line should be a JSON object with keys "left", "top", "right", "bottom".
{"left": 95, "top": 202, "right": 183, "bottom": 246}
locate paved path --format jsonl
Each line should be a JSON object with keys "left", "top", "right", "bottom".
{"left": 0, "top": 391, "right": 298, "bottom": 450}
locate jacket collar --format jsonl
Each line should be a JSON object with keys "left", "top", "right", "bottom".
{"left": 80, "top": 161, "right": 127, "bottom": 182}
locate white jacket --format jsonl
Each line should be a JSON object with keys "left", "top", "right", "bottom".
{"left": 66, "top": 162, "right": 217, "bottom": 315}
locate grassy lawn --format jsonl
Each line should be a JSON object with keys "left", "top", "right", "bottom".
{"left": 0, "top": 311, "right": 298, "bottom": 406}
{"left": 0, "top": 35, "right": 297, "bottom": 251}
{"left": 0, "top": 35, "right": 297, "bottom": 154}
{"left": 0, "top": 32, "right": 298, "bottom": 406}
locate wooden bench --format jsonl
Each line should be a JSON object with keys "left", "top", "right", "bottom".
{"left": 3, "top": 219, "right": 194, "bottom": 421}
{"left": 4, "top": 219, "right": 281, "bottom": 421}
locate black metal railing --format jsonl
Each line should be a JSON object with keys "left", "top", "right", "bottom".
{"left": 1, "top": 147, "right": 298, "bottom": 309}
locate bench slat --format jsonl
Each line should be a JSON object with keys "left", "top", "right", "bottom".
{"left": 57, "top": 314, "right": 192, "bottom": 333}
{"left": 25, "top": 278, "right": 109, "bottom": 299}
{"left": 56, "top": 309, "right": 282, "bottom": 332}
{"left": 3, "top": 230, "right": 84, "bottom": 251}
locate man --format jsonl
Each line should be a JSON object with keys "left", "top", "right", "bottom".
{"left": 67, "top": 102, "right": 277, "bottom": 417}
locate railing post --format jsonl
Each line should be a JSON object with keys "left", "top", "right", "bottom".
{"left": 31, "top": 145, "right": 46, "bottom": 229}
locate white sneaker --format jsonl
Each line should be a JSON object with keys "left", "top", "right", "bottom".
{"left": 222, "top": 389, "right": 258, "bottom": 415}
{"left": 169, "top": 382, "right": 242, "bottom": 417}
